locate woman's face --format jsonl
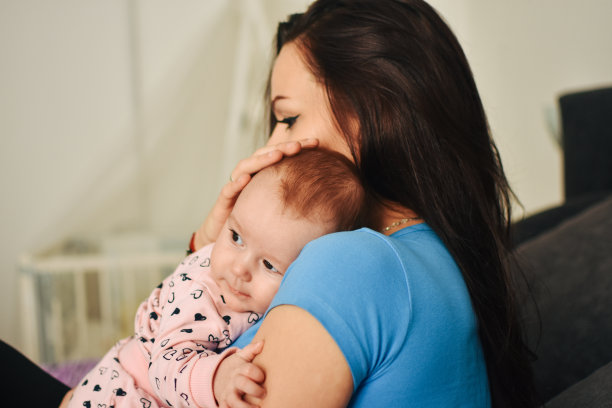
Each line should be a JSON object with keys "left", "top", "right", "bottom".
{"left": 267, "top": 42, "right": 352, "bottom": 159}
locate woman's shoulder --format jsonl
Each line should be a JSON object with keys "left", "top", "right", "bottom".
{"left": 296, "top": 228, "right": 394, "bottom": 269}
{"left": 284, "top": 226, "right": 433, "bottom": 297}
{"left": 303, "top": 227, "right": 399, "bottom": 254}
{"left": 298, "top": 225, "right": 438, "bottom": 267}
{"left": 286, "top": 224, "right": 458, "bottom": 305}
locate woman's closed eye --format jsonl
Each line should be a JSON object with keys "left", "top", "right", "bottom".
{"left": 262, "top": 259, "right": 280, "bottom": 274}
{"left": 230, "top": 229, "right": 243, "bottom": 245}
{"left": 277, "top": 115, "right": 299, "bottom": 129}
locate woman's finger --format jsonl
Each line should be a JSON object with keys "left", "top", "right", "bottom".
{"left": 196, "top": 174, "right": 251, "bottom": 246}
{"left": 256, "top": 138, "right": 319, "bottom": 156}
{"left": 232, "top": 138, "right": 320, "bottom": 180}
{"left": 194, "top": 138, "right": 319, "bottom": 249}
{"left": 230, "top": 150, "right": 283, "bottom": 182}
{"left": 195, "top": 151, "right": 282, "bottom": 248}
{"left": 219, "top": 174, "right": 251, "bottom": 203}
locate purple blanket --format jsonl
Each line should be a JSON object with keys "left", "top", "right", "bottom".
{"left": 43, "top": 359, "right": 99, "bottom": 387}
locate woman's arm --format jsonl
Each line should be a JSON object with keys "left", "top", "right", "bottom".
{"left": 244, "top": 305, "right": 353, "bottom": 408}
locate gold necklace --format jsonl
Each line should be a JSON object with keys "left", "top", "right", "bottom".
{"left": 383, "top": 217, "right": 421, "bottom": 232}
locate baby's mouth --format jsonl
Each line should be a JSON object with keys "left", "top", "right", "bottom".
{"left": 226, "top": 282, "right": 249, "bottom": 298}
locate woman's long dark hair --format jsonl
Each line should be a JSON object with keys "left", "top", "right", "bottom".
{"left": 270, "top": 1, "right": 538, "bottom": 406}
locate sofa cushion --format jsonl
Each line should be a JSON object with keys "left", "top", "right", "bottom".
{"left": 546, "top": 361, "right": 612, "bottom": 408}
{"left": 516, "top": 194, "right": 612, "bottom": 401}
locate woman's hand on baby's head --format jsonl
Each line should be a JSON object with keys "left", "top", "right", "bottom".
{"left": 241, "top": 138, "right": 319, "bottom": 182}
{"left": 214, "top": 341, "right": 266, "bottom": 408}
{"left": 195, "top": 139, "right": 319, "bottom": 249}
{"left": 262, "top": 138, "right": 319, "bottom": 155}
{"left": 195, "top": 172, "right": 252, "bottom": 249}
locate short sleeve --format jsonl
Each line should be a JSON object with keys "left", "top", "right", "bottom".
{"left": 268, "top": 229, "right": 413, "bottom": 390}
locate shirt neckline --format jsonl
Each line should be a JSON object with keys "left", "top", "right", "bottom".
{"left": 389, "top": 222, "right": 430, "bottom": 237}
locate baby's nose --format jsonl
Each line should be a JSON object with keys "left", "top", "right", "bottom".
{"left": 231, "top": 257, "right": 251, "bottom": 281}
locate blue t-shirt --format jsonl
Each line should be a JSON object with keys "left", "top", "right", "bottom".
{"left": 234, "top": 224, "right": 491, "bottom": 407}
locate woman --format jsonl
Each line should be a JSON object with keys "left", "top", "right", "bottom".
{"left": 199, "top": 0, "right": 539, "bottom": 407}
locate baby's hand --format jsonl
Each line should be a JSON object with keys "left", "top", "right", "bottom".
{"left": 214, "top": 341, "right": 265, "bottom": 408}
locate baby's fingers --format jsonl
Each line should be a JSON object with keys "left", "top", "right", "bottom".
{"left": 235, "top": 373, "right": 266, "bottom": 399}
{"left": 222, "top": 390, "right": 260, "bottom": 408}
{"left": 237, "top": 341, "right": 264, "bottom": 362}
{"left": 239, "top": 361, "right": 265, "bottom": 385}
{"left": 219, "top": 399, "right": 257, "bottom": 408}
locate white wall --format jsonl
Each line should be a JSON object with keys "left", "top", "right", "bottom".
{"left": 0, "top": 0, "right": 134, "bottom": 351}
{"left": 0, "top": 0, "right": 309, "bottom": 354}
{"left": 430, "top": 0, "right": 612, "bottom": 216}
{"left": 1, "top": 0, "right": 611, "bottom": 354}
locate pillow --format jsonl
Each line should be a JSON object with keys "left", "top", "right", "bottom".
{"left": 516, "top": 194, "right": 612, "bottom": 401}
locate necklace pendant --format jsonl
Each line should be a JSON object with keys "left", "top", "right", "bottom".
{"left": 383, "top": 216, "right": 421, "bottom": 232}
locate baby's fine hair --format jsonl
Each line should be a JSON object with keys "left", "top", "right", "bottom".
{"left": 268, "top": 149, "right": 364, "bottom": 231}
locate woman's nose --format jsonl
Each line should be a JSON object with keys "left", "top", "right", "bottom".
{"left": 267, "top": 126, "right": 286, "bottom": 146}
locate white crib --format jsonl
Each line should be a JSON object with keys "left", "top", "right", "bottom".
{"left": 19, "top": 237, "right": 185, "bottom": 364}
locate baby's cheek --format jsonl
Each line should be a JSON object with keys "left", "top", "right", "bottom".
{"left": 263, "top": 281, "right": 283, "bottom": 309}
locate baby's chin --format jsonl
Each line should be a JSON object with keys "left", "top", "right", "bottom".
{"left": 233, "top": 301, "right": 266, "bottom": 317}
{"left": 224, "top": 293, "right": 257, "bottom": 314}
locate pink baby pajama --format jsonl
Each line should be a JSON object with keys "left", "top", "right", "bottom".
{"left": 68, "top": 244, "right": 260, "bottom": 408}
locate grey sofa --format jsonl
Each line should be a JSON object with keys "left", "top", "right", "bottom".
{"left": 512, "top": 86, "right": 612, "bottom": 406}
{"left": 515, "top": 194, "right": 612, "bottom": 406}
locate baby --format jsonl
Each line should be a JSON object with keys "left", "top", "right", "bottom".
{"left": 65, "top": 149, "right": 364, "bottom": 408}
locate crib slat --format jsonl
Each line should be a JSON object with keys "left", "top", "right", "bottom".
{"left": 18, "top": 249, "right": 183, "bottom": 364}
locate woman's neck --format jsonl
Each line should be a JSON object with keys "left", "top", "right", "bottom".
{"left": 376, "top": 201, "right": 423, "bottom": 236}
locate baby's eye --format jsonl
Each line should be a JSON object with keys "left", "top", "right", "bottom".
{"left": 262, "top": 259, "right": 280, "bottom": 273}
{"left": 277, "top": 115, "right": 299, "bottom": 129}
{"left": 230, "top": 229, "right": 243, "bottom": 245}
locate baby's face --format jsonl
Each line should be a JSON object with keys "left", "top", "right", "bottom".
{"left": 210, "top": 171, "right": 332, "bottom": 315}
